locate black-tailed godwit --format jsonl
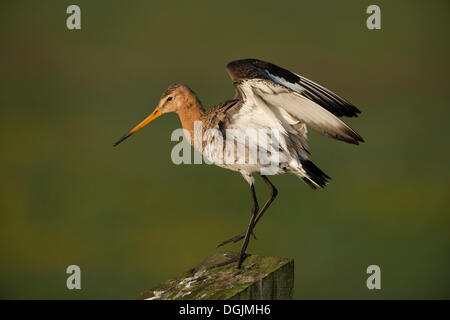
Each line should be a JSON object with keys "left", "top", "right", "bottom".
{"left": 114, "top": 58, "right": 364, "bottom": 268}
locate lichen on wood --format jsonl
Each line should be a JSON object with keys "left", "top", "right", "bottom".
{"left": 137, "top": 251, "right": 294, "bottom": 300}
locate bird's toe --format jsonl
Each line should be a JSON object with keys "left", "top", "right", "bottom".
{"left": 217, "top": 231, "right": 256, "bottom": 248}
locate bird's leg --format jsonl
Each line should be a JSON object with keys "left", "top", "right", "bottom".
{"left": 217, "top": 175, "right": 278, "bottom": 247}
{"left": 236, "top": 183, "right": 259, "bottom": 268}
{"left": 253, "top": 175, "right": 278, "bottom": 226}
{"left": 212, "top": 183, "right": 259, "bottom": 269}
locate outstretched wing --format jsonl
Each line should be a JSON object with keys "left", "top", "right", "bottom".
{"left": 227, "top": 58, "right": 361, "bottom": 118}
{"left": 226, "top": 59, "right": 364, "bottom": 145}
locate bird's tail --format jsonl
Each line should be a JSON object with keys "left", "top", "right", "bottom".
{"left": 293, "top": 159, "right": 331, "bottom": 189}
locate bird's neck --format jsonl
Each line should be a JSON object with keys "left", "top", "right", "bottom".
{"left": 176, "top": 98, "right": 205, "bottom": 145}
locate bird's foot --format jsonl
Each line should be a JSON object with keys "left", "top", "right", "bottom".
{"left": 217, "top": 231, "right": 256, "bottom": 248}
{"left": 210, "top": 252, "right": 250, "bottom": 269}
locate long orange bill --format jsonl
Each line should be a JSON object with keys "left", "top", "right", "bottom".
{"left": 114, "top": 107, "right": 162, "bottom": 147}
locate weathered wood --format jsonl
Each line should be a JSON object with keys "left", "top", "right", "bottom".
{"left": 137, "top": 251, "right": 294, "bottom": 300}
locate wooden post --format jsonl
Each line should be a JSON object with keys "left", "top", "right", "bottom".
{"left": 137, "top": 251, "right": 294, "bottom": 300}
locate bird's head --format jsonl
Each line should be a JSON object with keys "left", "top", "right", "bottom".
{"left": 113, "top": 84, "right": 198, "bottom": 147}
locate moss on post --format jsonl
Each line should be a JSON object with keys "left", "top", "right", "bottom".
{"left": 137, "top": 252, "right": 294, "bottom": 300}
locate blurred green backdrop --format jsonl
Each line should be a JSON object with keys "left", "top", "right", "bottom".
{"left": 1, "top": 0, "right": 449, "bottom": 299}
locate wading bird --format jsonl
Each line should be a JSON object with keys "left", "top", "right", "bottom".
{"left": 114, "top": 59, "right": 363, "bottom": 268}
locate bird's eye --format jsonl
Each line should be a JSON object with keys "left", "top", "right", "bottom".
{"left": 167, "top": 96, "right": 173, "bottom": 101}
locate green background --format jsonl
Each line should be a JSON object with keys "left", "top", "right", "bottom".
{"left": 1, "top": 0, "right": 449, "bottom": 299}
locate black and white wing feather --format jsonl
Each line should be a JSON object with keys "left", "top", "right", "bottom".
{"left": 226, "top": 59, "right": 364, "bottom": 145}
